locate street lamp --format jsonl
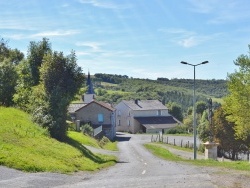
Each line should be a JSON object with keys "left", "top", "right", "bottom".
{"left": 180, "top": 60, "right": 209, "bottom": 159}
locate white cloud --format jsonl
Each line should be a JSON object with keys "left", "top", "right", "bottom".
{"left": 75, "top": 41, "right": 104, "bottom": 51}
{"left": 31, "top": 30, "right": 80, "bottom": 38}
{"left": 78, "top": 0, "right": 131, "bottom": 9}
{"left": 160, "top": 27, "right": 221, "bottom": 48}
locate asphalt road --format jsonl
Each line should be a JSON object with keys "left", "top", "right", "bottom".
{"left": 0, "top": 133, "right": 216, "bottom": 188}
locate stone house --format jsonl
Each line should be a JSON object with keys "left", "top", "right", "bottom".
{"left": 68, "top": 72, "right": 116, "bottom": 140}
{"left": 115, "top": 99, "right": 178, "bottom": 133}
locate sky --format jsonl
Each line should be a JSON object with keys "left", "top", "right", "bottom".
{"left": 1, "top": 0, "right": 250, "bottom": 80}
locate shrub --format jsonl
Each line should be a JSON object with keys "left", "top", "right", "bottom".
{"left": 99, "top": 136, "right": 110, "bottom": 148}
{"left": 166, "top": 125, "right": 187, "bottom": 134}
{"left": 66, "top": 120, "right": 76, "bottom": 131}
{"left": 82, "top": 124, "right": 93, "bottom": 136}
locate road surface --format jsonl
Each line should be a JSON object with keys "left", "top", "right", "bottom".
{"left": 0, "top": 133, "right": 216, "bottom": 188}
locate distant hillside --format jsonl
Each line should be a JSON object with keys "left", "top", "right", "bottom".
{"left": 0, "top": 107, "right": 115, "bottom": 173}
{"left": 90, "top": 73, "right": 227, "bottom": 111}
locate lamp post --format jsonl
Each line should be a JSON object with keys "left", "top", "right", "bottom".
{"left": 180, "top": 61, "right": 209, "bottom": 159}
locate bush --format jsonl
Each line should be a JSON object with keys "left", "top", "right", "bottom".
{"left": 166, "top": 125, "right": 187, "bottom": 134}
{"left": 82, "top": 124, "right": 93, "bottom": 136}
{"left": 99, "top": 136, "right": 110, "bottom": 148}
{"left": 66, "top": 120, "right": 76, "bottom": 131}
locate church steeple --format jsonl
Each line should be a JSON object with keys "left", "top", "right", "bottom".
{"left": 83, "top": 71, "right": 95, "bottom": 103}
{"left": 86, "top": 71, "right": 95, "bottom": 94}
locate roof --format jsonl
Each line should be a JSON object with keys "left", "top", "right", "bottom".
{"left": 134, "top": 116, "right": 178, "bottom": 130}
{"left": 68, "top": 103, "right": 86, "bottom": 113}
{"left": 76, "top": 100, "right": 115, "bottom": 112}
{"left": 122, "top": 100, "right": 167, "bottom": 111}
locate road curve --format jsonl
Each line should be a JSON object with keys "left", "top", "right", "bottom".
{"left": 0, "top": 133, "right": 216, "bottom": 188}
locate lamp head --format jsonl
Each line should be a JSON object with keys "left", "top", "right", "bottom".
{"left": 201, "top": 61, "right": 209, "bottom": 64}
{"left": 180, "top": 61, "right": 188, "bottom": 64}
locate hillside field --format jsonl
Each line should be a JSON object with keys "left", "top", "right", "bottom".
{"left": 0, "top": 107, "right": 116, "bottom": 173}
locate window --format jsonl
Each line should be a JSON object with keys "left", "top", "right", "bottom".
{"left": 157, "top": 110, "right": 162, "bottom": 116}
{"left": 127, "top": 120, "right": 130, "bottom": 126}
{"left": 98, "top": 114, "right": 104, "bottom": 123}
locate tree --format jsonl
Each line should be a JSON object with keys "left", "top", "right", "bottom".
{"left": 27, "top": 38, "right": 51, "bottom": 85}
{"left": 0, "top": 38, "right": 24, "bottom": 64}
{"left": 213, "top": 107, "right": 246, "bottom": 160}
{"left": 13, "top": 60, "right": 34, "bottom": 111}
{"left": 196, "top": 101, "right": 207, "bottom": 116}
{"left": 0, "top": 38, "right": 22, "bottom": 106}
{"left": 197, "top": 110, "right": 210, "bottom": 142}
{"left": 224, "top": 45, "right": 250, "bottom": 141}
{"left": 168, "top": 102, "right": 183, "bottom": 121}
{"left": 31, "top": 51, "right": 84, "bottom": 141}
{"left": 0, "top": 59, "right": 18, "bottom": 106}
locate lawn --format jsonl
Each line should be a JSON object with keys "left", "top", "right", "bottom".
{"left": 144, "top": 143, "right": 250, "bottom": 171}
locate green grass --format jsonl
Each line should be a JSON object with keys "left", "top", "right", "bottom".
{"left": 0, "top": 107, "right": 117, "bottom": 173}
{"left": 102, "top": 141, "right": 118, "bottom": 151}
{"left": 67, "top": 131, "right": 101, "bottom": 148}
{"left": 144, "top": 143, "right": 250, "bottom": 171}
{"left": 159, "top": 142, "right": 204, "bottom": 155}
{"left": 164, "top": 133, "right": 193, "bottom": 137}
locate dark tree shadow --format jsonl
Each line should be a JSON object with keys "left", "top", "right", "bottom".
{"left": 65, "top": 137, "right": 117, "bottom": 164}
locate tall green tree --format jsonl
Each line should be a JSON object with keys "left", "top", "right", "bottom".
{"left": 168, "top": 102, "right": 183, "bottom": 121}
{"left": 27, "top": 38, "right": 51, "bottom": 85}
{"left": 224, "top": 45, "right": 250, "bottom": 141}
{"left": 13, "top": 60, "right": 34, "bottom": 111}
{"left": 0, "top": 38, "right": 23, "bottom": 106}
{"left": 197, "top": 110, "right": 210, "bottom": 142}
{"left": 213, "top": 107, "right": 247, "bottom": 160}
{"left": 196, "top": 101, "right": 207, "bottom": 116}
{"left": 0, "top": 59, "right": 18, "bottom": 106}
{"left": 31, "top": 51, "right": 84, "bottom": 141}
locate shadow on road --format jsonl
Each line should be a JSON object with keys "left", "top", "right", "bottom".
{"left": 115, "top": 133, "right": 131, "bottom": 142}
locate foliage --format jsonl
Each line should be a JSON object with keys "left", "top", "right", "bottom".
{"left": 98, "top": 136, "right": 110, "bottom": 147}
{"left": 0, "top": 107, "right": 116, "bottom": 173}
{"left": 0, "top": 38, "right": 24, "bottom": 107}
{"left": 157, "top": 77, "right": 228, "bottom": 98}
{"left": 0, "top": 38, "right": 24, "bottom": 64}
{"left": 224, "top": 46, "right": 250, "bottom": 141}
{"left": 167, "top": 102, "right": 183, "bottom": 121}
{"left": 196, "top": 101, "right": 207, "bottom": 116}
{"left": 197, "top": 111, "right": 211, "bottom": 142}
{"left": 13, "top": 60, "right": 34, "bottom": 111}
{"left": 183, "top": 115, "right": 193, "bottom": 132}
{"left": 27, "top": 38, "right": 52, "bottom": 85}
{"left": 94, "top": 73, "right": 128, "bottom": 84}
{"left": 166, "top": 125, "right": 187, "bottom": 134}
{"left": 0, "top": 59, "right": 18, "bottom": 106}
{"left": 213, "top": 107, "right": 248, "bottom": 160}
{"left": 91, "top": 74, "right": 225, "bottom": 114}
{"left": 82, "top": 124, "right": 94, "bottom": 136}
{"left": 31, "top": 51, "right": 84, "bottom": 141}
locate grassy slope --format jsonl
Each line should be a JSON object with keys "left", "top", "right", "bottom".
{"left": 145, "top": 143, "right": 250, "bottom": 171}
{"left": 0, "top": 107, "right": 116, "bottom": 173}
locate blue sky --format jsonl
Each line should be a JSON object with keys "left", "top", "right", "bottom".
{"left": 1, "top": 0, "right": 250, "bottom": 80}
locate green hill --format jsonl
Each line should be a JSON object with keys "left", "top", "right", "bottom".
{"left": 0, "top": 107, "right": 116, "bottom": 173}
{"left": 92, "top": 73, "right": 227, "bottom": 111}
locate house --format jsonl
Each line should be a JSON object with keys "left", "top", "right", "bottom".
{"left": 68, "top": 72, "right": 116, "bottom": 140}
{"left": 115, "top": 99, "right": 178, "bottom": 133}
